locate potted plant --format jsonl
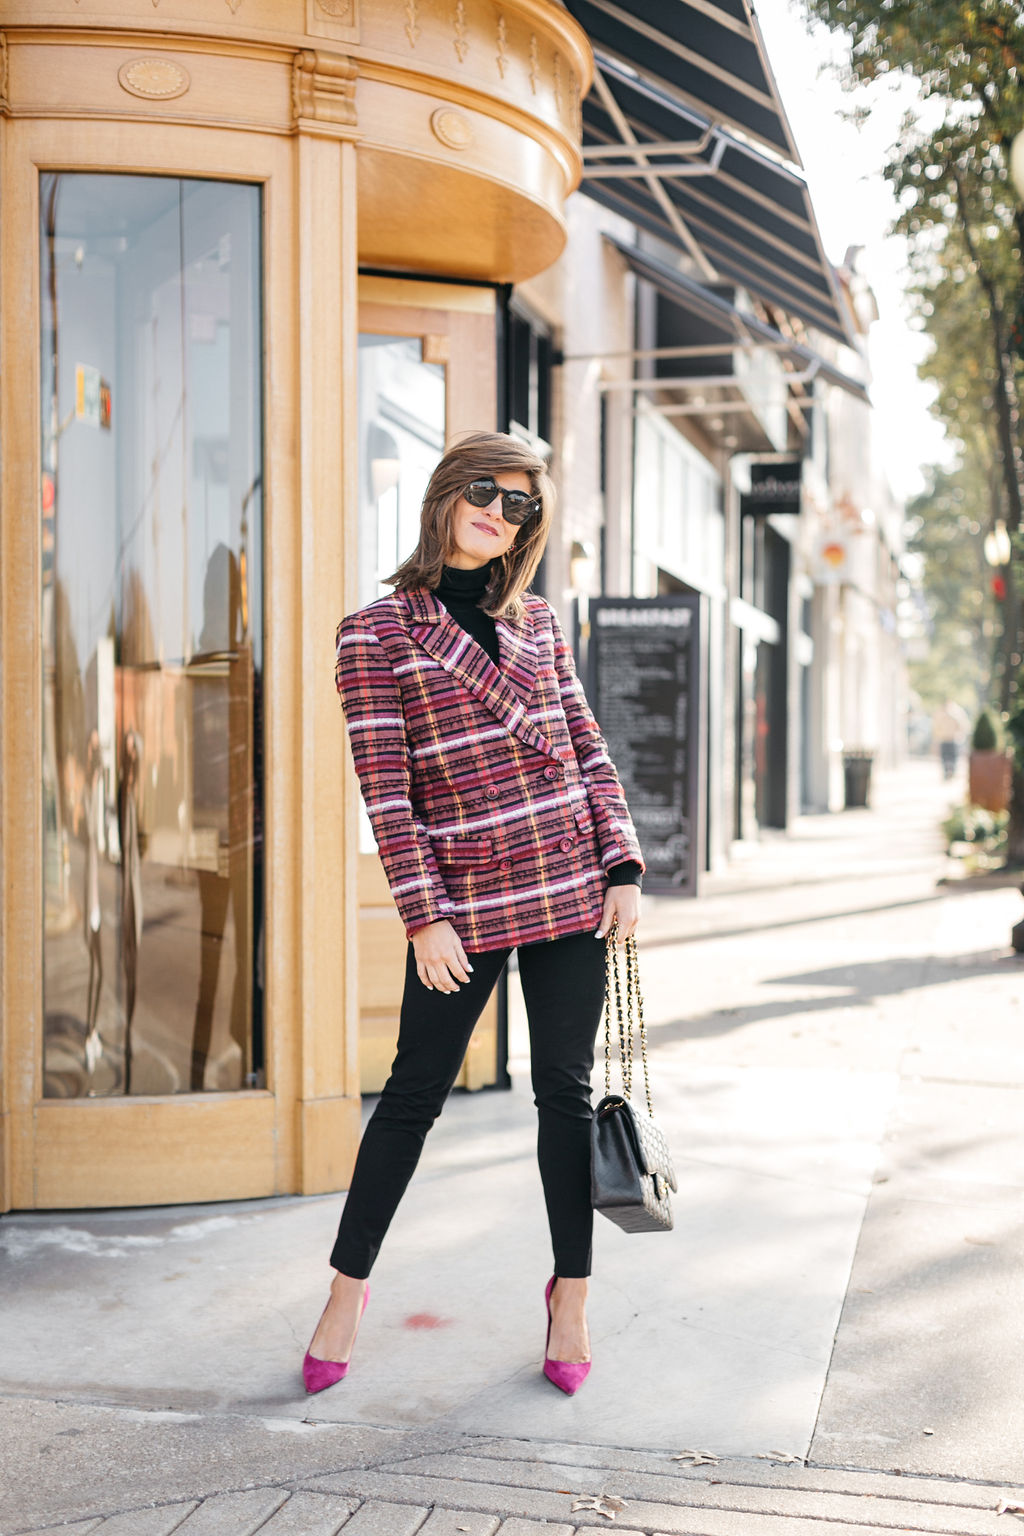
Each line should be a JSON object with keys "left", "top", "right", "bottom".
{"left": 968, "top": 708, "right": 1012, "bottom": 813}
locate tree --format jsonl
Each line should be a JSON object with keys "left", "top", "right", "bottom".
{"left": 904, "top": 463, "right": 995, "bottom": 713}
{"left": 803, "top": 0, "right": 1024, "bottom": 849}
{"left": 908, "top": 221, "right": 1022, "bottom": 702}
{"left": 802, "top": 0, "right": 1024, "bottom": 695}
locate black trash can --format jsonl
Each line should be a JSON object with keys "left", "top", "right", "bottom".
{"left": 843, "top": 751, "right": 874, "bottom": 808}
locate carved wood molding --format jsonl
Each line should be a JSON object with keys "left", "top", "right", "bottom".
{"left": 292, "top": 48, "right": 358, "bottom": 136}
{"left": 0, "top": 33, "right": 8, "bottom": 116}
{"left": 118, "top": 56, "right": 192, "bottom": 100}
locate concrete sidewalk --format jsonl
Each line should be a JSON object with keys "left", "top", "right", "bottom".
{"left": 3, "top": 759, "right": 1024, "bottom": 1534}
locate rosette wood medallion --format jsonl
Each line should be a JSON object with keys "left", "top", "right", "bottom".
{"left": 0, "top": 0, "right": 591, "bottom": 281}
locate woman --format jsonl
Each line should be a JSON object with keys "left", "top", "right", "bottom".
{"left": 305, "top": 431, "right": 643, "bottom": 1397}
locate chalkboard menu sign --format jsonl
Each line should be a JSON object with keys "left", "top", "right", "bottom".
{"left": 588, "top": 596, "right": 702, "bottom": 895}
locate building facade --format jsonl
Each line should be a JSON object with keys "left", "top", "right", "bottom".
{"left": 0, "top": 0, "right": 591, "bottom": 1211}
{"left": 0, "top": 1, "right": 906, "bottom": 1214}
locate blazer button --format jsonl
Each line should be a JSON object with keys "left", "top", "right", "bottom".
{"left": 559, "top": 836, "right": 575, "bottom": 853}
{"left": 499, "top": 857, "right": 513, "bottom": 871}
{"left": 543, "top": 765, "right": 560, "bottom": 781}
{"left": 484, "top": 785, "right": 500, "bottom": 799}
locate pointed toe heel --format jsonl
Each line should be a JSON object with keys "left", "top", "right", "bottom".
{"left": 302, "top": 1282, "right": 370, "bottom": 1395}
{"left": 543, "top": 1276, "right": 591, "bottom": 1397}
{"left": 302, "top": 1351, "right": 350, "bottom": 1394}
{"left": 543, "top": 1356, "right": 591, "bottom": 1395}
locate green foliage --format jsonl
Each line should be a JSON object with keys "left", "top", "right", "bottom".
{"left": 801, "top": 0, "right": 1024, "bottom": 717}
{"left": 941, "top": 800, "right": 1008, "bottom": 863}
{"left": 800, "top": 1, "right": 1023, "bottom": 134}
{"left": 798, "top": 0, "right": 1024, "bottom": 419}
{"left": 904, "top": 463, "right": 992, "bottom": 711}
{"left": 909, "top": 224, "right": 1019, "bottom": 464}
{"left": 971, "top": 707, "right": 1001, "bottom": 749}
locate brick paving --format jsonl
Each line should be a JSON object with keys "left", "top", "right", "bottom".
{"left": 12, "top": 1441, "right": 1024, "bottom": 1535}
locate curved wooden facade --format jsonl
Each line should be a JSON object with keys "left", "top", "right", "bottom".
{"left": 0, "top": 0, "right": 591, "bottom": 1210}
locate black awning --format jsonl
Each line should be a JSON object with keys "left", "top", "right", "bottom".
{"left": 563, "top": 1, "right": 856, "bottom": 346}
{"left": 606, "top": 237, "right": 870, "bottom": 403}
{"left": 563, "top": 0, "right": 800, "bottom": 162}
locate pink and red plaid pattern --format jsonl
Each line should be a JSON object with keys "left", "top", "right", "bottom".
{"left": 335, "top": 587, "right": 644, "bottom": 951}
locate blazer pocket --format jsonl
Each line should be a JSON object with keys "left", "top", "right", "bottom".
{"left": 572, "top": 803, "right": 595, "bottom": 834}
{"left": 429, "top": 835, "right": 493, "bottom": 867}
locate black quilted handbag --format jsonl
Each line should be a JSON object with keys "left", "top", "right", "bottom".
{"left": 591, "top": 931, "right": 677, "bottom": 1233}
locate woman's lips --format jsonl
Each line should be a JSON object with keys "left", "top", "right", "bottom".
{"left": 472, "top": 520, "right": 500, "bottom": 538}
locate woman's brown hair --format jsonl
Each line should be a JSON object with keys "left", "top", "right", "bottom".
{"left": 387, "top": 431, "right": 554, "bottom": 620}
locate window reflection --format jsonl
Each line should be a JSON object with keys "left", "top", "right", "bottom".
{"left": 356, "top": 334, "right": 445, "bottom": 854}
{"left": 357, "top": 335, "right": 445, "bottom": 608}
{"left": 41, "top": 174, "right": 264, "bottom": 1097}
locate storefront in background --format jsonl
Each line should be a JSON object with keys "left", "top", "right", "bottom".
{"left": 0, "top": 1, "right": 590, "bottom": 1211}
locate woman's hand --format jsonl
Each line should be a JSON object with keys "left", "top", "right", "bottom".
{"left": 411, "top": 919, "right": 474, "bottom": 993}
{"left": 596, "top": 884, "right": 641, "bottom": 945}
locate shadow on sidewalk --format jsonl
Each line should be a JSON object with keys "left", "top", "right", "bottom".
{"left": 642, "top": 890, "right": 954, "bottom": 949}
{"left": 653, "top": 948, "right": 1024, "bottom": 1043}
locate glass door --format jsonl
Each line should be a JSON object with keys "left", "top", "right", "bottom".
{"left": 354, "top": 278, "right": 500, "bottom": 1091}
{"left": 41, "top": 173, "right": 264, "bottom": 1101}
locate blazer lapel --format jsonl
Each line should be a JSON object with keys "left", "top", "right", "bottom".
{"left": 402, "top": 589, "right": 556, "bottom": 759}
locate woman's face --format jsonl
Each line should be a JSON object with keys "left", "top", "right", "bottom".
{"left": 448, "top": 469, "right": 533, "bottom": 569}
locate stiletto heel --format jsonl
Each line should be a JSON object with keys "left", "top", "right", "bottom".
{"left": 302, "top": 1282, "right": 370, "bottom": 1394}
{"left": 543, "top": 1276, "right": 591, "bottom": 1395}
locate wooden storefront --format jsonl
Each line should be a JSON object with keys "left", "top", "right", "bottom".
{"left": 0, "top": 0, "right": 590, "bottom": 1210}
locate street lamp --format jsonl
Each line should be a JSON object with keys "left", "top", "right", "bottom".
{"left": 984, "top": 521, "right": 1012, "bottom": 569}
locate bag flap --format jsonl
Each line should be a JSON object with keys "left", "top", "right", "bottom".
{"left": 604, "top": 1095, "right": 677, "bottom": 1190}
{"left": 594, "top": 1094, "right": 644, "bottom": 1167}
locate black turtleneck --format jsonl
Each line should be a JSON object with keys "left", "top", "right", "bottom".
{"left": 436, "top": 562, "right": 500, "bottom": 664}
{"left": 432, "top": 563, "right": 642, "bottom": 891}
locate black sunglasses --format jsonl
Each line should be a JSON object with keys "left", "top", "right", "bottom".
{"left": 463, "top": 477, "right": 542, "bottom": 526}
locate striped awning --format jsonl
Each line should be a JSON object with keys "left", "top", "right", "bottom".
{"left": 606, "top": 237, "right": 869, "bottom": 402}
{"left": 563, "top": 1, "right": 855, "bottom": 346}
{"left": 565, "top": 0, "right": 800, "bottom": 161}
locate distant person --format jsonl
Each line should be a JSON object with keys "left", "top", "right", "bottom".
{"left": 932, "top": 699, "right": 969, "bottom": 780}
{"left": 304, "top": 432, "right": 644, "bottom": 1399}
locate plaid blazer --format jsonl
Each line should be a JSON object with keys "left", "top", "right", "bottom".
{"left": 335, "top": 586, "right": 644, "bottom": 951}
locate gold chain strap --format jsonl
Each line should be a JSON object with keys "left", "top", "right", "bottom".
{"left": 602, "top": 925, "right": 654, "bottom": 1116}
{"left": 603, "top": 931, "right": 615, "bottom": 1095}
{"left": 603, "top": 924, "right": 631, "bottom": 1097}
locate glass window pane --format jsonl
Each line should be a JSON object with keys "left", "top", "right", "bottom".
{"left": 357, "top": 334, "right": 445, "bottom": 606}
{"left": 355, "top": 333, "right": 445, "bottom": 854}
{"left": 41, "top": 173, "right": 264, "bottom": 1097}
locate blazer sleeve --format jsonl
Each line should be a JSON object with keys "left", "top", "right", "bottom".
{"left": 335, "top": 614, "right": 456, "bottom": 938}
{"left": 548, "top": 605, "right": 646, "bottom": 874}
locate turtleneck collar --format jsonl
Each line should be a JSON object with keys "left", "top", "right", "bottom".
{"left": 436, "top": 561, "right": 493, "bottom": 602}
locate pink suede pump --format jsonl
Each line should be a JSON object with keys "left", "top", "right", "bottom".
{"left": 302, "top": 1282, "right": 370, "bottom": 1394}
{"left": 543, "top": 1276, "right": 591, "bottom": 1395}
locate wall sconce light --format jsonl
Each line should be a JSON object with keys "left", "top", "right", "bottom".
{"left": 366, "top": 421, "right": 401, "bottom": 502}
{"left": 570, "top": 538, "right": 597, "bottom": 592}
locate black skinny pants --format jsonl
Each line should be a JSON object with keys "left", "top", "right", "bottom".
{"left": 330, "top": 928, "right": 606, "bottom": 1280}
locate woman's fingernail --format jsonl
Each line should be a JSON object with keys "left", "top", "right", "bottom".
{"left": 466, "top": 964, "right": 474, "bottom": 972}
